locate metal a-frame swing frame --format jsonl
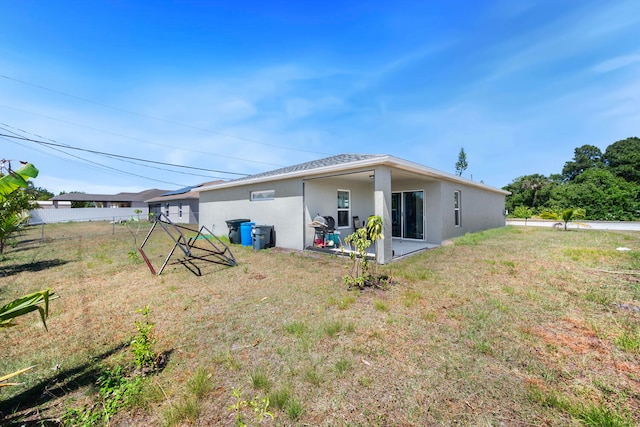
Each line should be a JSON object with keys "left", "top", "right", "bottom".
{"left": 138, "top": 213, "right": 236, "bottom": 275}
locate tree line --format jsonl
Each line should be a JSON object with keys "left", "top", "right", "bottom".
{"left": 503, "top": 137, "right": 640, "bottom": 221}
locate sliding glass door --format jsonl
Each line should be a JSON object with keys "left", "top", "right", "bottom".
{"left": 391, "top": 191, "right": 424, "bottom": 240}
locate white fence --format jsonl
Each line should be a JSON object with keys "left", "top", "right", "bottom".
{"left": 29, "top": 208, "right": 144, "bottom": 224}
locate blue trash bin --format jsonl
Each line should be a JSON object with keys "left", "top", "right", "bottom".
{"left": 240, "top": 222, "right": 255, "bottom": 246}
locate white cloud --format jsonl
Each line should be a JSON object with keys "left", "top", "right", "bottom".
{"left": 592, "top": 53, "right": 640, "bottom": 74}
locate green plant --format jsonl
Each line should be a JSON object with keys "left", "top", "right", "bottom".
{"left": 1, "top": 289, "right": 56, "bottom": 389}
{"left": 286, "top": 398, "right": 303, "bottom": 421}
{"left": 268, "top": 387, "right": 291, "bottom": 410}
{"left": 228, "top": 388, "right": 274, "bottom": 427}
{"left": 283, "top": 320, "right": 308, "bottom": 336}
{"left": 323, "top": 319, "right": 343, "bottom": 338}
{"left": 163, "top": 397, "right": 201, "bottom": 426}
{"left": 539, "top": 211, "right": 560, "bottom": 220}
{"left": 0, "top": 288, "right": 55, "bottom": 330}
{"left": 130, "top": 306, "right": 157, "bottom": 370}
{"left": 63, "top": 365, "right": 146, "bottom": 426}
{"left": 614, "top": 326, "right": 640, "bottom": 353}
{"left": 560, "top": 208, "right": 575, "bottom": 231}
{"left": 251, "top": 368, "right": 271, "bottom": 391}
{"left": 187, "top": 367, "right": 213, "bottom": 399}
{"left": 0, "top": 161, "right": 39, "bottom": 254}
{"left": 373, "top": 299, "right": 389, "bottom": 312}
{"left": 512, "top": 205, "right": 532, "bottom": 219}
{"left": 334, "top": 356, "right": 352, "bottom": 375}
{"left": 342, "top": 215, "right": 390, "bottom": 289}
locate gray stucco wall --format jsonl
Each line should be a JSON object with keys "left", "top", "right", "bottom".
{"left": 199, "top": 179, "right": 305, "bottom": 249}
{"left": 438, "top": 181, "right": 507, "bottom": 240}
{"left": 304, "top": 176, "right": 374, "bottom": 248}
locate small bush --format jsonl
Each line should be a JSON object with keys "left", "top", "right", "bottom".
{"left": 539, "top": 211, "right": 559, "bottom": 220}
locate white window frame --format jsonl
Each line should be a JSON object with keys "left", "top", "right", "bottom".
{"left": 337, "top": 189, "right": 350, "bottom": 228}
{"left": 178, "top": 202, "right": 183, "bottom": 218}
{"left": 250, "top": 189, "right": 275, "bottom": 201}
{"left": 165, "top": 203, "right": 170, "bottom": 218}
{"left": 454, "top": 190, "right": 461, "bottom": 227}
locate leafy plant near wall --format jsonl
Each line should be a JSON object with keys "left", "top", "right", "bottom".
{"left": 342, "top": 216, "right": 392, "bottom": 290}
{"left": 0, "top": 161, "right": 58, "bottom": 390}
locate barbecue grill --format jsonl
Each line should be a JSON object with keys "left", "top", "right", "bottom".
{"left": 310, "top": 215, "right": 335, "bottom": 247}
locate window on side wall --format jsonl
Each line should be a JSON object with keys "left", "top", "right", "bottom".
{"left": 165, "top": 203, "right": 170, "bottom": 218}
{"left": 178, "top": 202, "right": 183, "bottom": 218}
{"left": 337, "top": 189, "right": 350, "bottom": 228}
{"left": 454, "top": 191, "right": 461, "bottom": 227}
{"left": 250, "top": 189, "right": 275, "bottom": 201}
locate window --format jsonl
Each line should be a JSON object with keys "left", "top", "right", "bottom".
{"left": 250, "top": 189, "right": 275, "bottom": 201}
{"left": 165, "top": 203, "right": 170, "bottom": 218}
{"left": 337, "top": 190, "right": 350, "bottom": 228}
{"left": 178, "top": 202, "right": 183, "bottom": 218}
{"left": 454, "top": 191, "right": 461, "bottom": 227}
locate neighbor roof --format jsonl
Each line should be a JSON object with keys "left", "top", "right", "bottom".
{"left": 52, "top": 189, "right": 168, "bottom": 202}
{"left": 195, "top": 153, "right": 509, "bottom": 195}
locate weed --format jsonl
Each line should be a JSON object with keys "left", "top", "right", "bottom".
{"left": 283, "top": 320, "right": 308, "bottom": 336}
{"left": 402, "top": 289, "right": 422, "bottom": 307}
{"left": 228, "top": 388, "right": 274, "bottom": 427}
{"left": 268, "top": 387, "right": 291, "bottom": 410}
{"left": 323, "top": 320, "right": 343, "bottom": 338}
{"left": 130, "top": 306, "right": 157, "bottom": 370}
{"left": 334, "top": 356, "right": 352, "bottom": 376}
{"left": 614, "top": 325, "right": 640, "bottom": 353}
{"left": 373, "top": 299, "right": 389, "bottom": 312}
{"left": 187, "top": 367, "right": 213, "bottom": 399}
{"left": 62, "top": 365, "right": 146, "bottom": 426}
{"left": 337, "top": 295, "right": 356, "bottom": 309}
{"left": 583, "top": 286, "right": 613, "bottom": 306}
{"left": 251, "top": 368, "right": 271, "bottom": 391}
{"left": 303, "top": 366, "right": 323, "bottom": 386}
{"left": 573, "top": 402, "right": 632, "bottom": 427}
{"left": 286, "top": 398, "right": 303, "bottom": 421}
{"left": 163, "top": 397, "right": 201, "bottom": 427}
{"left": 358, "top": 376, "right": 372, "bottom": 388}
{"left": 214, "top": 350, "right": 243, "bottom": 371}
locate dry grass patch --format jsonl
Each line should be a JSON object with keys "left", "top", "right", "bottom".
{"left": 1, "top": 223, "right": 640, "bottom": 425}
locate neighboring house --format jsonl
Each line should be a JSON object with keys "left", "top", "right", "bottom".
{"left": 196, "top": 154, "right": 509, "bottom": 264}
{"left": 50, "top": 189, "right": 168, "bottom": 209}
{"left": 145, "top": 181, "right": 222, "bottom": 224}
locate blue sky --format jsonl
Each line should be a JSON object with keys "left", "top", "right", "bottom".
{"left": 1, "top": 1, "right": 639, "bottom": 194}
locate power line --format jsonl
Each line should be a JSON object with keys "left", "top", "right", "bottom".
{"left": 1, "top": 74, "right": 333, "bottom": 156}
{"left": 1, "top": 134, "right": 187, "bottom": 187}
{"left": 0, "top": 132, "right": 249, "bottom": 177}
{"left": 0, "top": 105, "right": 284, "bottom": 167}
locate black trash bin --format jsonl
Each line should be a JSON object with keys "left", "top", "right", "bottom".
{"left": 225, "top": 218, "right": 250, "bottom": 244}
{"left": 252, "top": 225, "right": 274, "bottom": 250}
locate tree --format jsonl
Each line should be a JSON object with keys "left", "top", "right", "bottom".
{"left": 455, "top": 148, "right": 468, "bottom": 177}
{"left": 549, "top": 168, "right": 640, "bottom": 220}
{"left": 562, "top": 144, "right": 603, "bottom": 181}
{"left": 603, "top": 137, "right": 640, "bottom": 184}
{"left": 25, "top": 182, "right": 54, "bottom": 200}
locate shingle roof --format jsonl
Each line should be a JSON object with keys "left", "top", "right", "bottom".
{"left": 230, "top": 154, "right": 385, "bottom": 183}
{"left": 51, "top": 189, "right": 168, "bottom": 202}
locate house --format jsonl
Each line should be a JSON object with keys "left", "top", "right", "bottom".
{"left": 196, "top": 154, "right": 509, "bottom": 264}
{"left": 145, "top": 181, "right": 222, "bottom": 224}
{"left": 50, "top": 189, "right": 168, "bottom": 209}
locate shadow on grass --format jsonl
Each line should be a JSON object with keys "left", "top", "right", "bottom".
{"left": 0, "top": 343, "right": 127, "bottom": 426}
{"left": 0, "top": 259, "right": 69, "bottom": 278}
